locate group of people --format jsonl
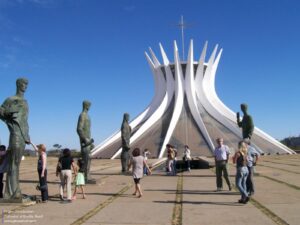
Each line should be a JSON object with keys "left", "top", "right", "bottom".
{"left": 214, "top": 137, "right": 259, "bottom": 204}
{"left": 4, "top": 143, "right": 87, "bottom": 203}
{"left": 166, "top": 144, "right": 192, "bottom": 175}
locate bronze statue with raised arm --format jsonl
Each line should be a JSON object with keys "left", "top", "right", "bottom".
{"left": 121, "top": 113, "right": 131, "bottom": 172}
{"left": 0, "top": 78, "right": 30, "bottom": 200}
{"left": 237, "top": 103, "right": 254, "bottom": 139}
{"left": 77, "top": 100, "right": 94, "bottom": 183}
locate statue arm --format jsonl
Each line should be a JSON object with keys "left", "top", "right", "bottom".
{"left": 236, "top": 112, "right": 242, "bottom": 127}
{"left": 0, "top": 106, "right": 4, "bottom": 121}
{"left": 0, "top": 99, "right": 12, "bottom": 121}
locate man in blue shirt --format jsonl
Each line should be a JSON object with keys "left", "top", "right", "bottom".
{"left": 244, "top": 138, "right": 259, "bottom": 196}
{"left": 214, "top": 138, "right": 232, "bottom": 191}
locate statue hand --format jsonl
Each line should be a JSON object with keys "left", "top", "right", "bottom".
{"left": 3, "top": 111, "right": 14, "bottom": 120}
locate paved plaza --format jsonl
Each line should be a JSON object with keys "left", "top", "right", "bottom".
{"left": 1, "top": 154, "right": 300, "bottom": 225}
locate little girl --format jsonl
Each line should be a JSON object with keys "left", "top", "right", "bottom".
{"left": 72, "top": 159, "right": 86, "bottom": 200}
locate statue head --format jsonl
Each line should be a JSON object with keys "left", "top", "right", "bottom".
{"left": 16, "top": 77, "right": 28, "bottom": 94}
{"left": 123, "top": 113, "right": 130, "bottom": 123}
{"left": 240, "top": 103, "right": 248, "bottom": 114}
{"left": 83, "top": 100, "right": 91, "bottom": 111}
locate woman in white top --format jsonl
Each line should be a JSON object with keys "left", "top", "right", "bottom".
{"left": 183, "top": 145, "right": 192, "bottom": 172}
{"left": 31, "top": 143, "right": 48, "bottom": 203}
{"left": 128, "top": 148, "right": 151, "bottom": 198}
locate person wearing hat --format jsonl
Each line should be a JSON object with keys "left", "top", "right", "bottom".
{"left": 32, "top": 143, "right": 48, "bottom": 203}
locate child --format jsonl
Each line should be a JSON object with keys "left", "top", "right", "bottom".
{"left": 72, "top": 159, "right": 86, "bottom": 200}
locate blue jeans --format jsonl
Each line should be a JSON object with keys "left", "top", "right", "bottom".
{"left": 235, "top": 166, "right": 249, "bottom": 200}
{"left": 172, "top": 159, "right": 177, "bottom": 175}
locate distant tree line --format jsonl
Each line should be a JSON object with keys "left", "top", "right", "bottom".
{"left": 23, "top": 143, "right": 81, "bottom": 158}
{"left": 281, "top": 135, "right": 300, "bottom": 151}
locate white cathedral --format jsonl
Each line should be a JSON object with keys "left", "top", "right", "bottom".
{"left": 91, "top": 40, "right": 295, "bottom": 159}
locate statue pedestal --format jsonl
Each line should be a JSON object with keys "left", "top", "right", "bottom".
{"left": 0, "top": 195, "right": 36, "bottom": 205}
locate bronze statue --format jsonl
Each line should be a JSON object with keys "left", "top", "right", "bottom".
{"left": 0, "top": 78, "right": 30, "bottom": 200}
{"left": 237, "top": 103, "right": 254, "bottom": 139}
{"left": 77, "top": 100, "right": 94, "bottom": 183}
{"left": 121, "top": 113, "right": 131, "bottom": 172}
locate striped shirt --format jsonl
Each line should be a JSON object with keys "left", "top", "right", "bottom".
{"left": 214, "top": 145, "right": 230, "bottom": 161}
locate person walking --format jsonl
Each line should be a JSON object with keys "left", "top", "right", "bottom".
{"left": 183, "top": 145, "right": 192, "bottom": 172}
{"left": 233, "top": 141, "right": 250, "bottom": 204}
{"left": 128, "top": 148, "right": 151, "bottom": 198}
{"left": 214, "top": 138, "right": 232, "bottom": 191}
{"left": 166, "top": 144, "right": 175, "bottom": 175}
{"left": 32, "top": 143, "right": 48, "bottom": 203}
{"left": 57, "top": 148, "right": 76, "bottom": 202}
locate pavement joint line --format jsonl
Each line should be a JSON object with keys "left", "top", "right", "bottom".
{"left": 256, "top": 173, "right": 300, "bottom": 190}
{"left": 1, "top": 174, "right": 112, "bottom": 215}
{"left": 261, "top": 160, "right": 300, "bottom": 167}
{"left": 172, "top": 172, "right": 183, "bottom": 225}
{"left": 249, "top": 198, "right": 289, "bottom": 225}
{"left": 257, "top": 164, "right": 300, "bottom": 175}
{"left": 210, "top": 168, "right": 289, "bottom": 225}
{"left": 70, "top": 160, "right": 164, "bottom": 225}
{"left": 70, "top": 182, "right": 133, "bottom": 225}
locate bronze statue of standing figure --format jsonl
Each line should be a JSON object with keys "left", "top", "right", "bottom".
{"left": 237, "top": 103, "right": 254, "bottom": 139}
{"left": 77, "top": 100, "right": 95, "bottom": 183}
{"left": 0, "top": 78, "right": 30, "bottom": 201}
{"left": 121, "top": 113, "right": 131, "bottom": 172}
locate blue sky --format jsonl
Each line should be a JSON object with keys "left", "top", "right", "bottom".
{"left": 0, "top": 0, "right": 299, "bottom": 150}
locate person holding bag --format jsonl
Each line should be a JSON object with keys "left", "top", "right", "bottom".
{"left": 57, "top": 148, "right": 76, "bottom": 202}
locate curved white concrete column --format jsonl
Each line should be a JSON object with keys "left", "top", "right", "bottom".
{"left": 208, "top": 50, "right": 294, "bottom": 154}
{"left": 91, "top": 51, "right": 163, "bottom": 157}
{"left": 185, "top": 40, "right": 215, "bottom": 152}
{"left": 158, "top": 41, "right": 185, "bottom": 158}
